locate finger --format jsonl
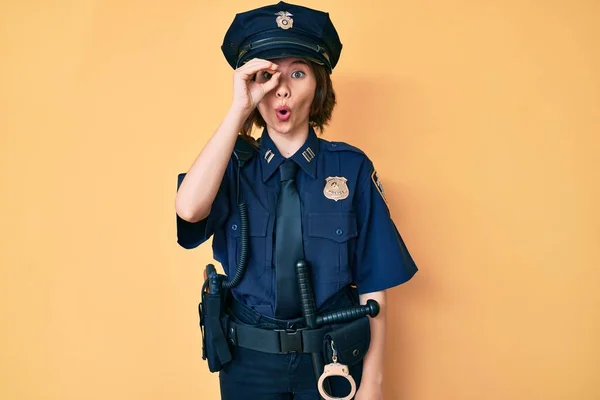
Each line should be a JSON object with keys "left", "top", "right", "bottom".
{"left": 240, "top": 64, "right": 279, "bottom": 80}
{"left": 237, "top": 58, "right": 274, "bottom": 70}
{"left": 259, "top": 71, "right": 281, "bottom": 94}
{"left": 241, "top": 58, "right": 279, "bottom": 69}
{"left": 237, "top": 60, "right": 278, "bottom": 78}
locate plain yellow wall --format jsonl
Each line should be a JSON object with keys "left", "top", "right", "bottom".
{"left": 1, "top": 0, "right": 599, "bottom": 399}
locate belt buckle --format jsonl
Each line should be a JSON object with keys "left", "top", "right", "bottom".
{"left": 276, "top": 328, "right": 303, "bottom": 353}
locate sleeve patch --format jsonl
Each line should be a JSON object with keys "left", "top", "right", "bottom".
{"left": 371, "top": 170, "right": 387, "bottom": 204}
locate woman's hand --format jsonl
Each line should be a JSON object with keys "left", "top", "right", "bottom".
{"left": 354, "top": 381, "right": 383, "bottom": 400}
{"left": 231, "top": 58, "right": 281, "bottom": 116}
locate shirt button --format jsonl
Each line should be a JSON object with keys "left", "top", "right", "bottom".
{"left": 231, "top": 224, "right": 238, "bottom": 231}
{"left": 336, "top": 229, "right": 343, "bottom": 236}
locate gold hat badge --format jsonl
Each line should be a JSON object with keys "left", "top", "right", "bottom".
{"left": 323, "top": 177, "right": 349, "bottom": 201}
{"left": 275, "top": 11, "right": 294, "bottom": 30}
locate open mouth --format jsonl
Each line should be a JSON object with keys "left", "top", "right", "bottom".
{"left": 276, "top": 106, "right": 291, "bottom": 121}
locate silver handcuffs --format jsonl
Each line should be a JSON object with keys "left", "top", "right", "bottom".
{"left": 317, "top": 341, "right": 357, "bottom": 400}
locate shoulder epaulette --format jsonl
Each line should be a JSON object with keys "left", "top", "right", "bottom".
{"left": 321, "top": 139, "right": 365, "bottom": 155}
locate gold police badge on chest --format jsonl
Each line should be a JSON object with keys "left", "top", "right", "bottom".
{"left": 323, "top": 177, "right": 349, "bottom": 201}
{"left": 275, "top": 11, "right": 294, "bottom": 30}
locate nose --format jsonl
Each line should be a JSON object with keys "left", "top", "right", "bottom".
{"left": 276, "top": 79, "right": 290, "bottom": 98}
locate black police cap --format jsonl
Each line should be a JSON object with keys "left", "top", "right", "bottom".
{"left": 222, "top": 2, "right": 343, "bottom": 73}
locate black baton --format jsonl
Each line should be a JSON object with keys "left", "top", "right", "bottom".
{"left": 296, "top": 259, "right": 381, "bottom": 398}
{"left": 296, "top": 259, "right": 331, "bottom": 399}
{"left": 316, "top": 299, "right": 380, "bottom": 325}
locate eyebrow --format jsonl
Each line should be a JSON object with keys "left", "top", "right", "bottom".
{"left": 291, "top": 59, "right": 309, "bottom": 66}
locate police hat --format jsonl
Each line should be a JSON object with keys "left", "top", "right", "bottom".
{"left": 222, "top": 2, "right": 343, "bottom": 73}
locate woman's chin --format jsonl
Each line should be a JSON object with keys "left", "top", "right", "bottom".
{"left": 266, "top": 119, "right": 309, "bottom": 136}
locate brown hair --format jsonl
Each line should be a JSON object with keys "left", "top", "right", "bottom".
{"left": 239, "top": 61, "right": 336, "bottom": 141}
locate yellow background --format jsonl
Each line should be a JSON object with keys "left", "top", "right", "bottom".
{"left": 1, "top": 0, "right": 599, "bottom": 399}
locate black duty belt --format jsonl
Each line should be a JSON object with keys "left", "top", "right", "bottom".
{"left": 227, "top": 319, "right": 331, "bottom": 354}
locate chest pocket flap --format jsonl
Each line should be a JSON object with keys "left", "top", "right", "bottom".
{"left": 227, "top": 208, "right": 270, "bottom": 280}
{"left": 229, "top": 208, "right": 269, "bottom": 238}
{"left": 308, "top": 213, "right": 358, "bottom": 243}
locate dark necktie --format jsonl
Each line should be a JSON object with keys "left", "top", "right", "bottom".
{"left": 274, "top": 160, "right": 304, "bottom": 318}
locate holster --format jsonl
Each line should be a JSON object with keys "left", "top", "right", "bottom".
{"left": 323, "top": 316, "right": 371, "bottom": 366}
{"left": 199, "top": 283, "right": 232, "bottom": 372}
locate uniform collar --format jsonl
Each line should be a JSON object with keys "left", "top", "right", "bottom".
{"left": 259, "top": 127, "right": 320, "bottom": 182}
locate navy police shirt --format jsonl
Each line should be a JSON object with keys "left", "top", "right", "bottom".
{"left": 176, "top": 127, "right": 417, "bottom": 317}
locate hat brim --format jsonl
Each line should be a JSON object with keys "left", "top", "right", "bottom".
{"left": 238, "top": 45, "right": 331, "bottom": 73}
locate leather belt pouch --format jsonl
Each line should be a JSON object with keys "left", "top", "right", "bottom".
{"left": 323, "top": 316, "right": 371, "bottom": 366}
{"left": 200, "top": 289, "right": 232, "bottom": 372}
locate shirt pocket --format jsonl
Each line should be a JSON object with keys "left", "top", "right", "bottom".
{"left": 227, "top": 208, "right": 270, "bottom": 280}
{"left": 307, "top": 212, "right": 357, "bottom": 283}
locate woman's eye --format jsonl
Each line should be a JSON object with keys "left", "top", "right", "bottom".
{"left": 291, "top": 70, "right": 305, "bottom": 78}
{"left": 262, "top": 71, "right": 273, "bottom": 80}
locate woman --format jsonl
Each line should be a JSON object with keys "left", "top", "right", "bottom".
{"left": 175, "top": 2, "right": 418, "bottom": 399}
